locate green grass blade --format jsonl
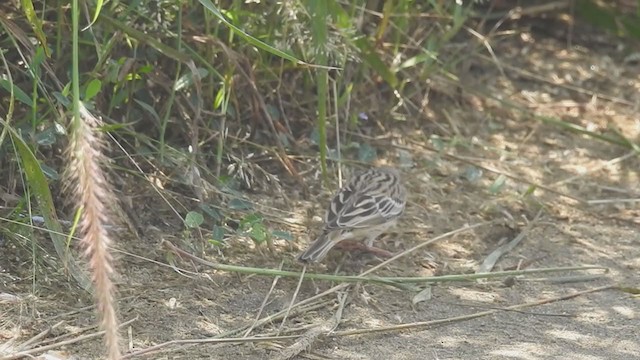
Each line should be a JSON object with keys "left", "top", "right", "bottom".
{"left": 198, "top": 0, "right": 305, "bottom": 65}
{"left": 353, "top": 36, "right": 398, "bottom": 88}
{"left": 9, "top": 129, "right": 92, "bottom": 291}
{"left": 0, "top": 79, "right": 33, "bottom": 107}
{"left": 83, "top": 0, "right": 104, "bottom": 29}
{"left": 306, "top": 0, "right": 329, "bottom": 181}
{"left": 100, "top": 14, "right": 192, "bottom": 63}
{"left": 20, "top": 0, "right": 50, "bottom": 57}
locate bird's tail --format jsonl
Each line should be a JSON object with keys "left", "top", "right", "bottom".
{"left": 297, "top": 232, "right": 338, "bottom": 263}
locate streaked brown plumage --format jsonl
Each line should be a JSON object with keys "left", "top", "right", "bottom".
{"left": 297, "top": 167, "right": 407, "bottom": 263}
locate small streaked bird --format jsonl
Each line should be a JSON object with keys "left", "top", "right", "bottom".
{"left": 297, "top": 167, "right": 407, "bottom": 263}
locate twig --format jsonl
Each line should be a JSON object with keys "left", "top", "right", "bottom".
{"left": 15, "top": 321, "right": 64, "bottom": 351}
{"left": 332, "top": 285, "right": 615, "bottom": 336}
{"left": 275, "top": 291, "right": 349, "bottom": 360}
{"left": 520, "top": 274, "right": 608, "bottom": 284}
{"left": 29, "top": 323, "right": 100, "bottom": 348}
{"left": 164, "top": 240, "right": 607, "bottom": 283}
{"left": 587, "top": 198, "right": 640, "bottom": 205}
{"left": 222, "top": 300, "right": 334, "bottom": 339}
{"left": 278, "top": 265, "right": 306, "bottom": 334}
{"left": 363, "top": 266, "right": 608, "bottom": 283}
{"left": 0, "top": 317, "right": 138, "bottom": 360}
{"left": 244, "top": 261, "right": 285, "bottom": 337}
{"left": 122, "top": 335, "right": 300, "bottom": 359}
{"left": 477, "top": 209, "right": 543, "bottom": 273}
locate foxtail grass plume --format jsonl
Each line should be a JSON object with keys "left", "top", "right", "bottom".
{"left": 65, "top": 104, "right": 121, "bottom": 359}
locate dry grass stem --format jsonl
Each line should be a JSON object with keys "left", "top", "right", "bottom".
{"left": 121, "top": 335, "right": 300, "bottom": 359}
{"left": 275, "top": 290, "right": 349, "bottom": 360}
{"left": 477, "top": 209, "right": 543, "bottom": 273}
{"left": 332, "top": 285, "right": 616, "bottom": 337}
{"left": 14, "top": 321, "right": 64, "bottom": 351}
{"left": 244, "top": 261, "right": 285, "bottom": 337}
{"left": 2, "top": 318, "right": 137, "bottom": 360}
{"left": 278, "top": 265, "right": 306, "bottom": 334}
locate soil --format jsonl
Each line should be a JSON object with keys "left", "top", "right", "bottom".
{"left": 2, "top": 15, "right": 640, "bottom": 360}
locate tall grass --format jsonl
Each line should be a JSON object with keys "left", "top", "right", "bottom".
{"left": 1, "top": 0, "right": 637, "bottom": 358}
{"left": 67, "top": 0, "right": 121, "bottom": 357}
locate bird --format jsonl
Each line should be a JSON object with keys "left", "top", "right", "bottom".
{"left": 297, "top": 167, "right": 407, "bottom": 263}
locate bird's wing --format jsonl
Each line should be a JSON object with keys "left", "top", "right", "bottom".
{"left": 324, "top": 187, "right": 403, "bottom": 231}
{"left": 322, "top": 168, "right": 406, "bottom": 232}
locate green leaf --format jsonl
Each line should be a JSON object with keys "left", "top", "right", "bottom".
{"left": 20, "top": 0, "right": 50, "bottom": 57}
{"left": 249, "top": 222, "right": 268, "bottom": 243}
{"left": 309, "top": 127, "right": 320, "bottom": 145}
{"left": 617, "top": 286, "right": 640, "bottom": 294}
{"left": 210, "top": 225, "right": 225, "bottom": 245}
{"left": 228, "top": 198, "right": 253, "bottom": 210}
{"left": 240, "top": 213, "right": 262, "bottom": 228}
{"left": 30, "top": 124, "right": 64, "bottom": 147}
{"left": 326, "top": 0, "right": 350, "bottom": 29}
{"left": 84, "top": 0, "right": 104, "bottom": 29}
{"left": 213, "top": 87, "right": 225, "bottom": 110}
{"left": 134, "top": 99, "right": 161, "bottom": 123}
{"left": 52, "top": 91, "right": 70, "bottom": 107}
{"left": 576, "top": 0, "right": 618, "bottom": 34}
{"left": 237, "top": 213, "right": 268, "bottom": 244}
{"left": 61, "top": 82, "right": 71, "bottom": 97}
{"left": 523, "top": 184, "right": 537, "bottom": 197}
{"left": 174, "top": 68, "right": 209, "bottom": 91}
{"left": 412, "top": 286, "right": 432, "bottom": 305}
{"left": 198, "top": 0, "right": 304, "bottom": 65}
{"left": 357, "top": 143, "right": 377, "bottom": 163}
{"left": 430, "top": 135, "right": 445, "bottom": 152}
{"left": 39, "top": 163, "right": 60, "bottom": 180}
{"left": 9, "top": 129, "right": 91, "bottom": 290}
{"left": 462, "top": 166, "right": 483, "bottom": 183}
{"left": 272, "top": 230, "right": 294, "bottom": 242}
{"left": 100, "top": 15, "right": 192, "bottom": 63}
{"left": 398, "top": 149, "right": 414, "bottom": 168}
{"left": 0, "top": 80, "right": 33, "bottom": 107}
{"left": 84, "top": 79, "right": 102, "bottom": 101}
{"left": 398, "top": 51, "right": 438, "bottom": 71}
{"left": 184, "top": 211, "right": 204, "bottom": 228}
{"left": 99, "top": 122, "right": 136, "bottom": 132}
{"left": 489, "top": 175, "right": 507, "bottom": 195}
{"left": 353, "top": 36, "right": 398, "bottom": 88}
{"left": 199, "top": 204, "right": 222, "bottom": 221}
{"left": 32, "top": 46, "right": 45, "bottom": 78}
{"left": 621, "top": 14, "right": 640, "bottom": 39}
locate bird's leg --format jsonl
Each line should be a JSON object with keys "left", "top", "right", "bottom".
{"left": 334, "top": 228, "right": 395, "bottom": 259}
{"left": 364, "top": 233, "right": 378, "bottom": 248}
{"left": 363, "top": 245, "right": 394, "bottom": 259}
{"left": 362, "top": 232, "right": 394, "bottom": 258}
{"left": 334, "top": 239, "right": 361, "bottom": 251}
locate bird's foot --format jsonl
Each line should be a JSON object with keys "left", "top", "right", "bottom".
{"left": 363, "top": 246, "right": 394, "bottom": 259}
{"left": 335, "top": 240, "right": 393, "bottom": 259}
